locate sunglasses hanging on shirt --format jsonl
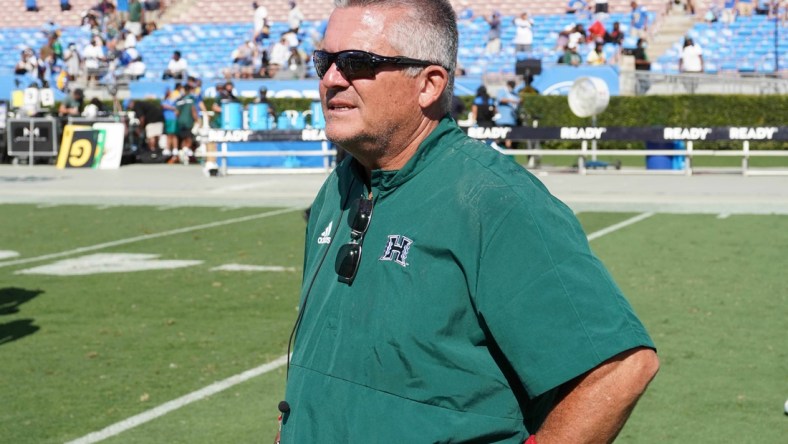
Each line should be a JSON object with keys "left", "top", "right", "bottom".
{"left": 335, "top": 196, "right": 373, "bottom": 284}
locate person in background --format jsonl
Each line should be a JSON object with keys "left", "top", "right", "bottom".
{"left": 594, "top": 0, "right": 609, "bottom": 14}
{"left": 586, "top": 42, "right": 607, "bottom": 65}
{"left": 129, "top": 98, "right": 165, "bottom": 153}
{"left": 267, "top": 34, "right": 291, "bottom": 78}
{"left": 484, "top": 11, "right": 502, "bottom": 54}
{"left": 560, "top": 43, "right": 582, "bottom": 66}
{"left": 162, "top": 50, "right": 188, "bottom": 80}
{"left": 61, "top": 0, "right": 73, "bottom": 11}
{"left": 566, "top": 0, "right": 588, "bottom": 14}
{"left": 251, "top": 86, "right": 277, "bottom": 119}
{"left": 125, "top": 0, "right": 145, "bottom": 38}
{"left": 63, "top": 42, "right": 81, "bottom": 81}
{"left": 171, "top": 83, "right": 198, "bottom": 164}
{"left": 494, "top": 80, "right": 520, "bottom": 148}
{"left": 288, "top": 1, "right": 305, "bottom": 32}
{"left": 471, "top": 85, "right": 496, "bottom": 126}
{"left": 161, "top": 87, "right": 178, "bottom": 155}
{"left": 278, "top": 1, "right": 659, "bottom": 442}
{"left": 15, "top": 49, "right": 39, "bottom": 80}
{"left": 604, "top": 21, "right": 625, "bottom": 45}
{"left": 513, "top": 11, "right": 534, "bottom": 53}
{"left": 679, "top": 36, "right": 703, "bottom": 93}
{"left": 82, "top": 35, "right": 106, "bottom": 84}
{"left": 630, "top": 1, "right": 649, "bottom": 38}
{"left": 633, "top": 37, "right": 651, "bottom": 95}
{"left": 58, "top": 88, "right": 83, "bottom": 116}
{"left": 737, "top": 0, "right": 755, "bottom": 16}
{"left": 252, "top": 1, "right": 269, "bottom": 42}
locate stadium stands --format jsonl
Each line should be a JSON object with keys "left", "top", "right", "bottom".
{"left": 0, "top": 0, "right": 785, "bottom": 88}
{"left": 656, "top": 14, "right": 788, "bottom": 74}
{"left": 0, "top": 0, "right": 100, "bottom": 28}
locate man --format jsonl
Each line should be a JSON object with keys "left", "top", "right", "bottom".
{"left": 125, "top": 0, "right": 145, "bottom": 37}
{"left": 128, "top": 99, "right": 164, "bottom": 152}
{"left": 633, "top": 37, "right": 651, "bottom": 95}
{"left": 162, "top": 50, "right": 188, "bottom": 80}
{"left": 679, "top": 36, "right": 704, "bottom": 94}
{"left": 279, "top": 1, "right": 659, "bottom": 443}
{"left": 287, "top": 1, "right": 305, "bottom": 32}
{"left": 57, "top": 88, "right": 83, "bottom": 116}
{"left": 630, "top": 1, "right": 649, "bottom": 38}
{"left": 494, "top": 80, "right": 520, "bottom": 148}
{"left": 171, "top": 83, "right": 198, "bottom": 164}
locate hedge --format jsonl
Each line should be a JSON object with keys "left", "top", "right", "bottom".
{"left": 70, "top": 94, "right": 787, "bottom": 150}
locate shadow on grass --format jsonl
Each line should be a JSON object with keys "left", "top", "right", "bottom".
{"left": 0, "top": 287, "right": 43, "bottom": 345}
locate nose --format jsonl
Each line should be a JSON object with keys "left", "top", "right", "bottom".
{"left": 320, "top": 61, "right": 350, "bottom": 88}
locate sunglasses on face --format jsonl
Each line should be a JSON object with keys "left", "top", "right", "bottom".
{"left": 313, "top": 49, "right": 439, "bottom": 80}
{"left": 335, "top": 197, "right": 373, "bottom": 285}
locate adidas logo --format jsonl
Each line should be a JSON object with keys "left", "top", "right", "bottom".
{"left": 317, "top": 222, "right": 332, "bottom": 245}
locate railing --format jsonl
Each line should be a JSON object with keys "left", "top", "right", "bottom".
{"left": 196, "top": 126, "right": 788, "bottom": 177}
{"left": 620, "top": 71, "right": 788, "bottom": 96}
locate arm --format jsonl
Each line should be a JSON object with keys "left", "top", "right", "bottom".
{"left": 533, "top": 347, "right": 659, "bottom": 444}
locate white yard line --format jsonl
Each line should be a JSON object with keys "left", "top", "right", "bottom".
{"left": 64, "top": 355, "right": 289, "bottom": 444}
{"left": 587, "top": 212, "right": 655, "bottom": 241}
{"left": 0, "top": 207, "right": 301, "bottom": 269}
{"left": 717, "top": 213, "right": 731, "bottom": 219}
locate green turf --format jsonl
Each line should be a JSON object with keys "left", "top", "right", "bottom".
{"left": 2, "top": 205, "right": 787, "bottom": 443}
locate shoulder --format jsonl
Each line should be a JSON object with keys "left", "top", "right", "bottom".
{"left": 432, "top": 136, "right": 557, "bottom": 218}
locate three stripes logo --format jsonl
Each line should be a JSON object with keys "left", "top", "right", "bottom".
{"left": 317, "top": 222, "right": 333, "bottom": 245}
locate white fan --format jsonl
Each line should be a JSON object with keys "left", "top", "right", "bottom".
{"left": 567, "top": 77, "right": 614, "bottom": 169}
{"left": 568, "top": 76, "right": 610, "bottom": 118}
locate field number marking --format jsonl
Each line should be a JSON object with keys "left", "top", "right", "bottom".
{"left": 16, "top": 254, "right": 201, "bottom": 276}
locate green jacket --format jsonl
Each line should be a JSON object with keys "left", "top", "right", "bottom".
{"left": 281, "top": 116, "right": 654, "bottom": 442}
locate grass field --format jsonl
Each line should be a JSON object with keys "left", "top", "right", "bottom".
{"left": 1, "top": 204, "right": 786, "bottom": 443}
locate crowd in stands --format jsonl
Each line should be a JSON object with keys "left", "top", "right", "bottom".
{"left": 223, "top": 1, "right": 314, "bottom": 80}
{"left": 15, "top": 0, "right": 166, "bottom": 90}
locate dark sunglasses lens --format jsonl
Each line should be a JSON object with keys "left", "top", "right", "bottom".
{"left": 349, "top": 198, "right": 373, "bottom": 233}
{"left": 314, "top": 51, "right": 332, "bottom": 78}
{"left": 336, "top": 52, "right": 376, "bottom": 79}
{"left": 335, "top": 243, "right": 362, "bottom": 282}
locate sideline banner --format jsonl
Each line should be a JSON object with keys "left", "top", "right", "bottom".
{"left": 199, "top": 126, "right": 788, "bottom": 143}
{"left": 531, "top": 66, "right": 620, "bottom": 96}
{"left": 92, "top": 123, "right": 125, "bottom": 169}
{"left": 57, "top": 125, "right": 106, "bottom": 169}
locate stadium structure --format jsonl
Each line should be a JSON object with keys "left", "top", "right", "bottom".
{"left": 0, "top": 0, "right": 787, "bottom": 174}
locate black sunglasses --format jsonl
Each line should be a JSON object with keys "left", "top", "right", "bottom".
{"left": 335, "top": 197, "right": 373, "bottom": 284}
{"left": 313, "top": 49, "right": 439, "bottom": 80}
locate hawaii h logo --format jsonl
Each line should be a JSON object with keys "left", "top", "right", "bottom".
{"left": 379, "top": 235, "right": 412, "bottom": 267}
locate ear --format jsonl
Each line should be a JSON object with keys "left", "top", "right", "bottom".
{"left": 417, "top": 65, "right": 449, "bottom": 110}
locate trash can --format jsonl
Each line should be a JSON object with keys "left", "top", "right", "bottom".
{"left": 221, "top": 102, "right": 242, "bottom": 130}
{"left": 309, "top": 101, "right": 325, "bottom": 129}
{"left": 249, "top": 103, "right": 271, "bottom": 130}
{"left": 646, "top": 141, "right": 683, "bottom": 170}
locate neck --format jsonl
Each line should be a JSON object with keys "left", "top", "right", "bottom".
{"left": 358, "top": 118, "right": 439, "bottom": 174}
